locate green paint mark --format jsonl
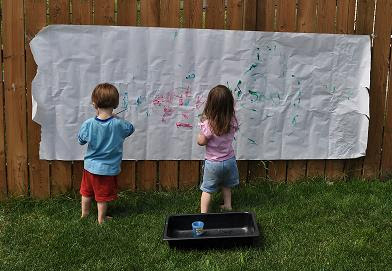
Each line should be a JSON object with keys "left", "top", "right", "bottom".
{"left": 247, "top": 138, "right": 257, "bottom": 145}
{"left": 248, "top": 90, "right": 261, "bottom": 101}
{"left": 136, "top": 96, "right": 143, "bottom": 106}
{"left": 246, "top": 63, "right": 258, "bottom": 73}
{"left": 292, "top": 114, "right": 299, "bottom": 126}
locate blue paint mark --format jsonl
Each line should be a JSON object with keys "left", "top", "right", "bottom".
{"left": 185, "top": 73, "right": 195, "bottom": 80}
{"left": 121, "top": 92, "right": 129, "bottom": 110}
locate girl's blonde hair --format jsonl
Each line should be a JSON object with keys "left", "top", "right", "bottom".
{"left": 201, "top": 85, "right": 236, "bottom": 136}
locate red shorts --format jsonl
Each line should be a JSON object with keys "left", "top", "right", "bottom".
{"left": 80, "top": 169, "right": 118, "bottom": 202}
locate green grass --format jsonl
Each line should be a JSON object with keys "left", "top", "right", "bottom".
{"left": 1, "top": 180, "right": 392, "bottom": 270}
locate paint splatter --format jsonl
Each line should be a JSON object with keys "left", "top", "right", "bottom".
{"left": 247, "top": 138, "right": 257, "bottom": 145}
{"left": 176, "top": 122, "right": 192, "bottom": 128}
{"left": 121, "top": 92, "right": 129, "bottom": 110}
{"left": 185, "top": 73, "right": 195, "bottom": 79}
{"left": 248, "top": 90, "right": 263, "bottom": 102}
{"left": 291, "top": 114, "right": 299, "bottom": 126}
{"left": 246, "top": 63, "right": 258, "bottom": 73}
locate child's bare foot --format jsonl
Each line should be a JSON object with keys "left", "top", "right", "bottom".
{"left": 220, "top": 205, "right": 232, "bottom": 212}
{"left": 80, "top": 213, "right": 89, "bottom": 219}
{"left": 98, "top": 216, "right": 113, "bottom": 224}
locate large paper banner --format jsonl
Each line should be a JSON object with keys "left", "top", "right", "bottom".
{"left": 30, "top": 25, "right": 370, "bottom": 160}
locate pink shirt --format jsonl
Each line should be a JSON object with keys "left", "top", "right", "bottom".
{"left": 199, "top": 118, "right": 239, "bottom": 161}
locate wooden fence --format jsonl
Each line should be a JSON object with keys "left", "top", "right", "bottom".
{"left": 1, "top": 0, "right": 391, "bottom": 199}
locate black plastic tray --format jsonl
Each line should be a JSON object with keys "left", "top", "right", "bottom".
{"left": 163, "top": 212, "right": 259, "bottom": 249}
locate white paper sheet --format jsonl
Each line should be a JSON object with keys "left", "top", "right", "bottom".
{"left": 30, "top": 25, "right": 370, "bottom": 160}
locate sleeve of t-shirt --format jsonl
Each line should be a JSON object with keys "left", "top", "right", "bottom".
{"left": 199, "top": 120, "right": 213, "bottom": 139}
{"left": 77, "top": 121, "right": 89, "bottom": 145}
{"left": 121, "top": 120, "right": 134, "bottom": 139}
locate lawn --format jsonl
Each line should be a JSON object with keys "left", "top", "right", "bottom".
{"left": 1, "top": 179, "right": 392, "bottom": 270}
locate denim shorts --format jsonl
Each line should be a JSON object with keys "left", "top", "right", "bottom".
{"left": 200, "top": 157, "right": 239, "bottom": 193}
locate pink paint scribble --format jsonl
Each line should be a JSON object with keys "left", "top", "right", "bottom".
{"left": 195, "top": 95, "right": 206, "bottom": 109}
{"left": 176, "top": 122, "right": 193, "bottom": 128}
{"left": 162, "top": 106, "right": 175, "bottom": 121}
{"left": 153, "top": 95, "right": 165, "bottom": 106}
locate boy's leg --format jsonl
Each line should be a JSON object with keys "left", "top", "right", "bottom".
{"left": 81, "top": 196, "right": 92, "bottom": 218}
{"left": 97, "top": 202, "right": 113, "bottom": 224}
{"left": 200, "top": 192, "right": 212, "bottom": 213}
{"left": 221, "top": 187, "right": 232, "bottom": 211}
{"left": 97, "top": 201, "right": 108, "bottom": 224}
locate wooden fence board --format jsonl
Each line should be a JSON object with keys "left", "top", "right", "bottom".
{"left": 285, "top": 0, "right": 315, "bottom": 182}
{"left": 116, "top": 0, "right": 137, "bottom": 191}
{"left": 72, "top": 0, "right": 93, "bottom": 25}
{"left": 180, "top": 0, "right": 203, "bottom": 188}
{"left": 336, "top": 0, "right": 356, "bottom": 34}
{"left": 157, "top": 0, "right": 180, "bottom": 190}
{"left": 346, "top": 0, "right": 375, "bottom": 179}
{"left": 317, "top": 0, "right": 336, "bottom": 33}
{"left": 269, "top": 0, "right": 296, "bottom": 182}
{"left": 380, "top": 37, "right": 392, "bottom": 177}
{"left": 136, "top": 0, "right": 160, "bottom": 191}
{"left": 363, "top": 0, "right": 392, "bottom": 179}
{"left": 356, "top": 0, "right": 376, "bottom": 35}
{"left": 227, "top": 0, "right": 243, "bottom": 30}
{"left": 205, "top": 0, "right": 225, "bottom": 29}
{"left": 49, "top": 0, "right": 72, "bottom": 196}
{"left": 325, "top": 0, "right": 356, "bottom": 180}
{"left": 140, "top": 0, "right": 160, "bottom": 27}
{"left": 71, "top": 0, "right": 93, "bottom": 192}
{"left": 256, "top": 0, "right": 275, "bottom": 31}
{"left": 3, "top": 0, "right": 28, "bottom": 196}
{"left": 276, "top": 0, "right": 296, "bottom": 32}
{"left": 308, "top": 0, "right": 335, "bottom": 179}
{"left": 183, "top": 0, "right": 203, "bottom": 28}
{"left": 243, "top": 0, "right": 264, "bottom": 182}
{"left": 296, "top": 0, "right": 317, "bottom": 181}
{"left": 94, "top": 0, "right": 115, "bottom": 25}
{"left": 26, "top": 0, "right": 50, "bottom": 199}
{"left": 256, "top": 1, "right": 282, "bottom": 181}
{"left": 117, "top": 0, "right": 137, "bottom": 26}
{"left": 297, "top": 0, "right": 317, "bottom": 33}
{"left": 0, "top": 3, "right": 6, "bottom": 199}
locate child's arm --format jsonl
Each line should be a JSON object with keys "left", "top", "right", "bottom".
{"left": 197, "top": 133, "right": 208, "bottom": 146}
{"left": 120, "top": 120, "right": 134, "bottom": 138}
{"left": 77, "top": 121, "right": 88, "bottom": 145}
{"left": 197, "top": 120, "right": 212, "bottom": 146}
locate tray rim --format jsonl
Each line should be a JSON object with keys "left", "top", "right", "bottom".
{"left": 162, "top": 211, "right": 260, "bottom": 241}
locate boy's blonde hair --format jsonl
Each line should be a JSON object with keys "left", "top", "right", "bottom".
{"left": 91, "top": 83, "right": 119, "bottom": 109}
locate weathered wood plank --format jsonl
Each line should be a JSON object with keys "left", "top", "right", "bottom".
{"left": 49, "top": 0, "right": 72, "bottom": 196}
{"left": 26, "top": 0, "right": 50, "bottom": 198}
{"left": 117, "top": 0, "right": 137, "bottom": 26}
{"left": 3, "top": 0, "right": 29, "bottom": 196}
{"left": 205, "top": 0, "right": 225, "bottom": 29}
{"left": 363, "top": 0, "right": 392, "bottom": 179}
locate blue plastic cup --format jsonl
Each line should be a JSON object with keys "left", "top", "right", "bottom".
{"left": 192, "top": 221, "right": 204, "bottom": 237}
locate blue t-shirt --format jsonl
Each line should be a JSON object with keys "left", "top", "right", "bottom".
{"left": 77, "top": 116, "right": 134, "bottom": 176}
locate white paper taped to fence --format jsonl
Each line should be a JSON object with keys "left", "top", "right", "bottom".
{"left": 30, "top": 25, "right": 370, "bottom": 160}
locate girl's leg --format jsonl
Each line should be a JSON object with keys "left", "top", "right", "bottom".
{"left": 221, "top": 187, "right": 232, "bottom": 211}
{"left": 81, "top": 196, "right": 92, "bottom": 218}
{"left": 97, "top": 201, "right": 109, "bottom": 224}
{"left": 200, "top": 192, "right": 212, "bottom": 213}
